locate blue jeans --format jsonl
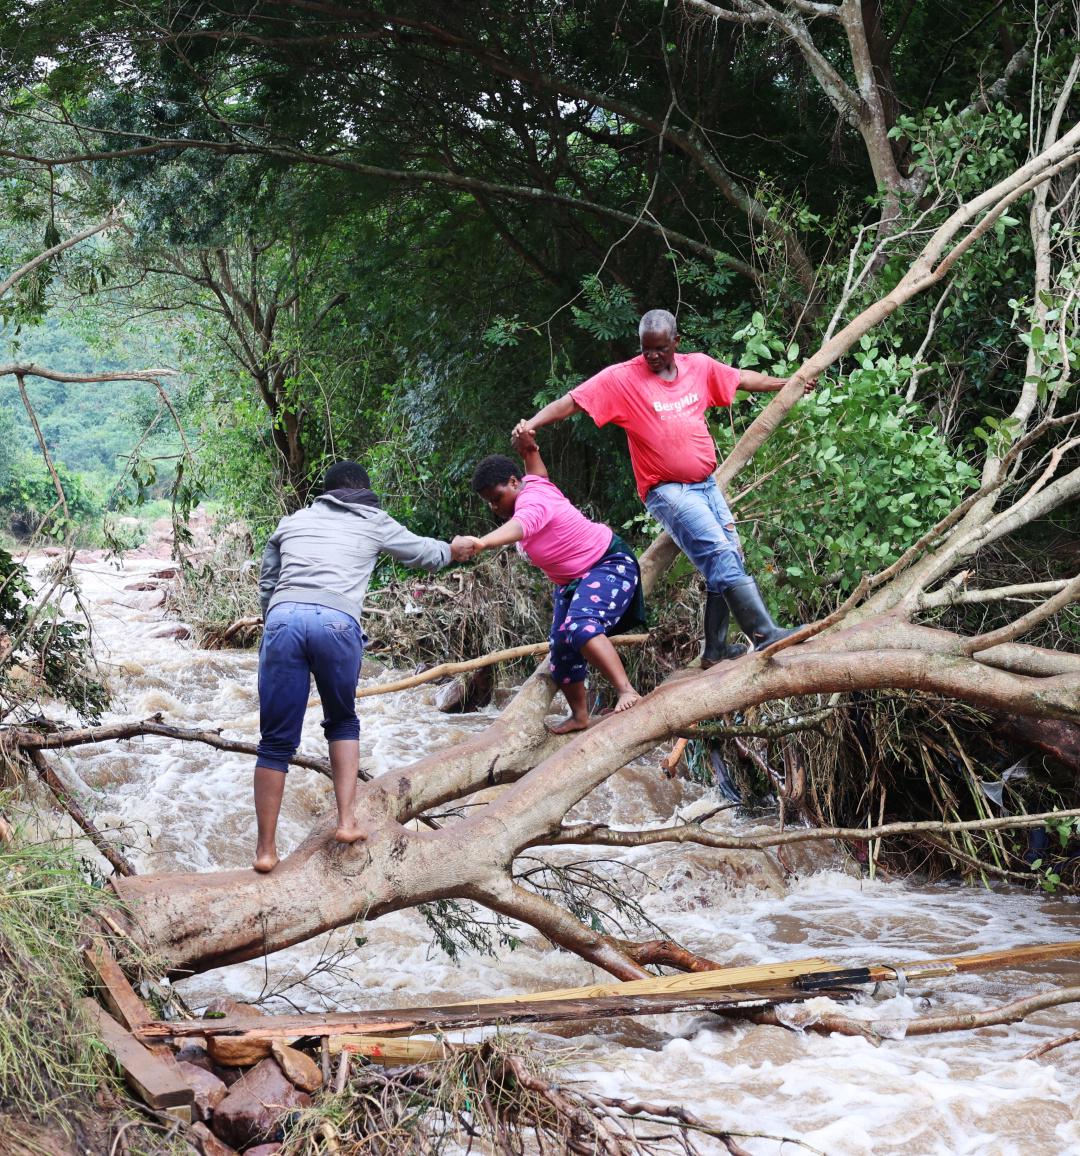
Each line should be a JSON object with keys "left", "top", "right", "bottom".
{"left": 644, "top": 477, "right": 748, "bottom": 594}
{"left": 256, "top": 602, "right": 364, "bottom": 772}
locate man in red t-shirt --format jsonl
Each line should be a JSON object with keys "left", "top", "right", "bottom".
{"left": 513, "top": 309, "right": 810, "bottom": 663}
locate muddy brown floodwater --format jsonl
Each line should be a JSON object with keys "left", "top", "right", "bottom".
{"left": 35, "top": 555, "right": 1080, "bottom": 1155}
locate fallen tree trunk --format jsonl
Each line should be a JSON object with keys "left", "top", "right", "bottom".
{"left": 112, "top": 618, "right": 1080, "bottom": 975}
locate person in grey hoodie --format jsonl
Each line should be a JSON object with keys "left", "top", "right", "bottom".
{"left": 253, "top": 460, "right": 473, "bottom": 873}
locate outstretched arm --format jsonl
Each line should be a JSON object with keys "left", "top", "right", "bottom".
{"left": 738, "top": 369, "right": 815, "bottom": 395}
{"left": 450, "top": 519, "right": 524, "bottom": 561}
{"left": 477, "top": 519, "right": 526, "bottom": 551}
{"left": 514, "top": 392, "right": 581, "bottom": 436}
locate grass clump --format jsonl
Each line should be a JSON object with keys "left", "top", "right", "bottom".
{"left": 0, "top": 815, "right": 189, "bottom": 1153}
{"left": 0, "top": 830, "right": 108, "bottom": 1120}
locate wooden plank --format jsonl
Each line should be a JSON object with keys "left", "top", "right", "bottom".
{"left": 82, "top": 999, "right": 194, "bottom": 1117}
{"left": 329, "top": 1036, "right": 458, "bottom": 1063}
{"left": 795, "top": 941, "right": 1080, "bottom": 992}
{"left": 434, "top": 957, "right": 835, "bottom": 1007}
{"left": 83, "top": 938, "right": 152, "bottom": 1032}
{"left": 137, "top": 989, "right": 813, "bottom": 1044}
{"left": 933, "top": 940, "right": 1080, "bottom": 974}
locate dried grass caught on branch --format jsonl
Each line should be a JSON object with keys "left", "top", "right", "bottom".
{"left": 280, "top": 1036, "right": 809, "bottom": 1155}
{"left": 690, "top": 689, "right": 1080, "bottom": 889}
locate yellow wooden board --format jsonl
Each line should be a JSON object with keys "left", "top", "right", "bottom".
{"left": 434, "top": 957, "right": 835, "bottom": 1009}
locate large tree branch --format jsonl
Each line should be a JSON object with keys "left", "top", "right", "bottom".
{"left": 0, "top": 139, "right": 737, "bottom": 267}
{"left": 919, "top": 579, "right": 1073, "bottom": 609}
{"left": 106, "top": 616, "right": 1080, "bottom": 976}
{"left": 540, "top": 806, "right": 1080, "bottom": 853}
{"left": 0, "top": 208, "right": 121, "bottom": 299}
{"left": 0, "top": 364, "right": 177, "bottom": 383}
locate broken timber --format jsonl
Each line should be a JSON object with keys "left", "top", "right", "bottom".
{"left": 82, "top": 999, "right": 194, "bottom": 1121}
{"left": 137, "top": 988, "right": 811, "bottom": 1046}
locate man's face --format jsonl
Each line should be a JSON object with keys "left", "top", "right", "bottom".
{"left": 479, "top": 479, "right": 520, "bottom": 521}
{"left": 640, "top": 327, "right": 679, "bottom": 375}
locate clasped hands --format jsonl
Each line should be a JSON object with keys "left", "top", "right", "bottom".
{"left": 450, "top": 535, "right": 484, "bottom": 562}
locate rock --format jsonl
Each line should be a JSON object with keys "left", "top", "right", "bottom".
{"left": 434, "top": 667, "right": 493, "bottom": 713}
{"left": 211, "top": 1058, "right": 311, "bottom": 1150}
{"left": 245, "top": 1146, "right": 282, "bottom": 1156}
{"left": 149, "top": 622, "right": 192, "bottom": 640}
{"left": 177, "top": 1041, "right": 243, "bottom": 1086}
{"left": 270, "top": 1040, "right": 323, "bottom": 1093}
{"left": 124, "top": 580, "right": 161, "bottom": 591}
{"left": 151, "top": 567, "right": 180, "bottom": 579}
{"left": 205, "top": 997, "right": 264, "bottom": 1019}
{"left": 177, "top": 1060, "right": 228, "bottom": 1122}
{"left": 190, "top": 1122, "right": 240, "bottom": 1156}
{"left": 207, "top": 1035, "right": 273, "bottom": 1068}
{"left": 204, "top": 1000, "right": 269, "bottom": 1068}
{"left": 42, "top": 547, "right": 63, "bottom": 557}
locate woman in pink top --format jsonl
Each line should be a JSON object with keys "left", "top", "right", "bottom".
{"left": 463, "top": 430, "right": 643, "bottom": 732}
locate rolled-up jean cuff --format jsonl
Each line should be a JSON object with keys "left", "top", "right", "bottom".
{"left": 323, "top": 719, "right": 360, "bottom": 743}
{"left": 254, "top": 750, "right": 293, "bottom": 773}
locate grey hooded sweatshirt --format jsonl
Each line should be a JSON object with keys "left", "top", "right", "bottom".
{"left": 259, "top": 494, "right": 450, "bottom": 625}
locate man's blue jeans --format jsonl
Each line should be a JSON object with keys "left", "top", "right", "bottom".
{"left": 644, "top": 477, "right": 748, "bottom": 594}
{"left": 256, "top": 601, "right": 364, "bottom": 772}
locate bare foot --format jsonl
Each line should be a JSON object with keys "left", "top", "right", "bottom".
{"left": 253, "top": 851, "right": 279, "bottom": 873}
{"left": 335, "top": 823, "right": 367, "bottom": 844}
{"left": 546, "top": 714, "right": 591, "bottom": 735}
{"left": 613, "top": 689, "right": 641, "bottom": 712}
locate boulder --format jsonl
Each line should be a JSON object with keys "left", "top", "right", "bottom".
{"left": 245, "top": 1146, "right": 282, "bottom": 1156}
{"left": 203, "top": 1000, "right": 269, "bottom": 1068}
{"left": 178, "top": 1061, "right": 228, "bottom": 1122}
{"left": 211, "top": 1058, "right": 311, "bottom": 1150}
{"left": 270, "top": 1040, "right": 323, "bottom": 1093}
{"left": 204, "top": 997, "right": 264, "bottom": 1019}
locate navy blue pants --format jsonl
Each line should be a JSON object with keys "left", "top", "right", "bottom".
{"left": 256, "top": 601, "right": 363, "bottom": 772}
{"left": 549, "top": 550, "right": 639, "bottom": 686}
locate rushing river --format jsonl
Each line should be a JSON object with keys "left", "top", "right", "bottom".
{"left": 33, "top": 553, "right": 1080, "bottom": 1155}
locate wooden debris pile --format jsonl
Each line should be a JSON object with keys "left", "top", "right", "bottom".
{"left": 83, "top": 935, "right": 1080, "bottom": 1154}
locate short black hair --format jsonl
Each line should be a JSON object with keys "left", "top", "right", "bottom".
{"left": 471, "top": 454, "right": 521, "bottom": 494}
{"left": 321, "top": 460, "right": 371, "bottom": 492}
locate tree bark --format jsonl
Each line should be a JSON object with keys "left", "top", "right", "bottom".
{"left": 112, "top": 620, "right": 1080, "bottom": 975}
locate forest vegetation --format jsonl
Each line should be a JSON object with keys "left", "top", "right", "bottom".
{"left": 0, "top": 0, "right": 1078, "bottom": 1151}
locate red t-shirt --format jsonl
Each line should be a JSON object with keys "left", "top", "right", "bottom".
{"left": 570, "top": 352, "right": 740, "bottom": 501}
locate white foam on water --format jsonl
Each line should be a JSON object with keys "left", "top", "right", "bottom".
{"left": 34, "top": 555, "right": 1080, "bottom": 1155}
